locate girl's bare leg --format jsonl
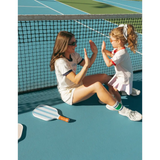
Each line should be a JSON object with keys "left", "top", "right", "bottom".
{"left": 82, "top": 74, "right": 121, "bottom": 102}
{"left": 82, "top": 74, "right": 111, "bottom": 86}
{"left": 108, "top": 85, "right": 121, "bottom": 102}
{"left": 72, "top": 74, "right": 117, "bottom": 105}
{"left": 73, "top": 82, "right": 116, "bottom": 105}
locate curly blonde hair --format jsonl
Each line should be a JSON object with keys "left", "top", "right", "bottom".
{"left": 109, "top": 24, "right": 138, "bottom": 53}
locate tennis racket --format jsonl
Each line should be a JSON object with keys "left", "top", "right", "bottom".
{"left": 32, "top": 105, "right": 69, "bottom": 122}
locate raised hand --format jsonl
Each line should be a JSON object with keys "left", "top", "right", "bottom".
{"left": 84, "top": 48, "right": 90, "bottom": 68}
{"left": 89, "top": 40, "right": 98, "bottom": 54}
{"left": 101, "top": 41, "right": 106, "bottom": 53}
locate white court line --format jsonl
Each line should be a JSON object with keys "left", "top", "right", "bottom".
{"left": 102, "top": 0, "right": 142, "bottom": 11}
{"left": 19, "top": 6, "right": 46, "bottom": 8}
{"left": 34, "top": 0, "right": 142, "bottom": 55}
{"left": 35, "top": 0, "right": 89, "bottom": 15}
{"left": 34, "top": 0, "right": 64, "bottom": 14}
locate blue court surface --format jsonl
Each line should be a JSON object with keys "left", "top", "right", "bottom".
{"left": 18, "top": 0, "right": 88, "bottom": 15}
{"left": 18, "top": 72, "right": 142, "bottom": 160}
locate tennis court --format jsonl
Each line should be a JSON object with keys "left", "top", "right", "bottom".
{"left": 18, "top": 0, "right": 140, "bottom": 15}
{"left": 18, "top": 1, "right": 142, "bottom": 160}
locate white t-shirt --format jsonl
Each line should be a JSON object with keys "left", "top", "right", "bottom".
{"left": 55, "top": 52, "right": 84, "bottom": 93}
{"left": 108, "top": 48, "right": 133, "bottom": 95}
{"left": 111, "top": 48, "right": 133, "bottom": 85}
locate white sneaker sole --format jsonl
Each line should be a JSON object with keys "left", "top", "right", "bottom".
{"left": 119, "top": 109, "right": 142, "bottom": 121}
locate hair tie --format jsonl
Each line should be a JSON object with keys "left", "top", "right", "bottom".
{"left": 118, "top": 24, "right": 128, "bottom": 40}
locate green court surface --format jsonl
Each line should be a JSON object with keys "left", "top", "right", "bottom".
{"left": 57, "top": 0, "right": 137, "bottom": 14}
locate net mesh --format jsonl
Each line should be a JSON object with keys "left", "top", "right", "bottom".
{"left": 18, "top": 14, "right": 142, "bottom": 93}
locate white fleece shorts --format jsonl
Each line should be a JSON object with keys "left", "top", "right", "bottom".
{"left": 60, "top": 88, "right": 76, "bottom": 105}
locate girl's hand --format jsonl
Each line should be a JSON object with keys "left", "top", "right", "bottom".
{"left": 101, "top": 41, "right": 106, "bottom": 53}
{"left": 89, "top": 40, "right": 98, "bottom": 54}
{"left": 84, "top": 48, "right": 90, "bottom": 68}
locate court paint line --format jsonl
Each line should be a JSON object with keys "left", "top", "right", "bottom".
{"left": 34, "top": 0, "right": 64, "bottom": 15}
{"left": 102, "top": 0, "right": 142, "bottom": 11}
{"left": 19, "top": 6, "right": 46, "bottom": 8}
{"left": 93, "top": 0, "right": 141, "bottom": 13}
{"left": 55, "top": 0, "right": 89, "bottom": 14}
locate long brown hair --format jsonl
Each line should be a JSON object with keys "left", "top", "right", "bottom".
{"left": 50, "top": 31, "right": 74, "bottom": 71}
{"left": 109, "top": 24, "right": 138, "bottom": 53}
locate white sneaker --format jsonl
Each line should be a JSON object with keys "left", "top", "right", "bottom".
{"left": 131, "top": 88, "right": 141, "bottom": 96}
{"left": 119, "top": 107, "right": 142, "bottom": 121}
{"left": 121, "top": 88, "right": 141, "bottom": 96}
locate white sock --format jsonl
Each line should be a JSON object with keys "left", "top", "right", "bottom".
{"left": 108, "top": 101, "right": 123, "bottom": 111}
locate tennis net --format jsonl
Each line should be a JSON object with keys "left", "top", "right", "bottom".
{"left": 18, "top": 14, "right": 142, "bottom": 93}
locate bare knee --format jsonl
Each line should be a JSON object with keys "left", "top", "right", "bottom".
{"left": 93, "top": 81, "right": 104, "bottom": 92}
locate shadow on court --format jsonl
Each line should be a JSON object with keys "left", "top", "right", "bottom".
{"left": 18, "top": 88, "right": 63, "bottom": 114}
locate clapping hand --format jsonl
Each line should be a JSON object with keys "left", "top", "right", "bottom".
{"left": 89, "top": 40, "right": 98, "bottom": 54}
{"left": 101, "top": 41, "right": 106, "bottom": 53}
{"left": 84, "top": 48, "right": 90, "bottom": 68}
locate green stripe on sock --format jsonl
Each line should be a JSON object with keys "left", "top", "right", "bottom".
{"left": 115, "top": 103, "right": 122, "bottom": 110}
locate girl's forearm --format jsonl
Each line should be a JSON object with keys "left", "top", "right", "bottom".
{"left": 74, "top": 65, "right": 88, "bottom": 84}
{"left": 102, "top": 52, "right": 113, "bottom": 67}
{"left": 105, "top": 50, "right": 113, "bottom": 57}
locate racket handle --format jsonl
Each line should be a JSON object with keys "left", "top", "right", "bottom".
{"left": 59, "top": 116, "right": 69, "bottom": 122}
